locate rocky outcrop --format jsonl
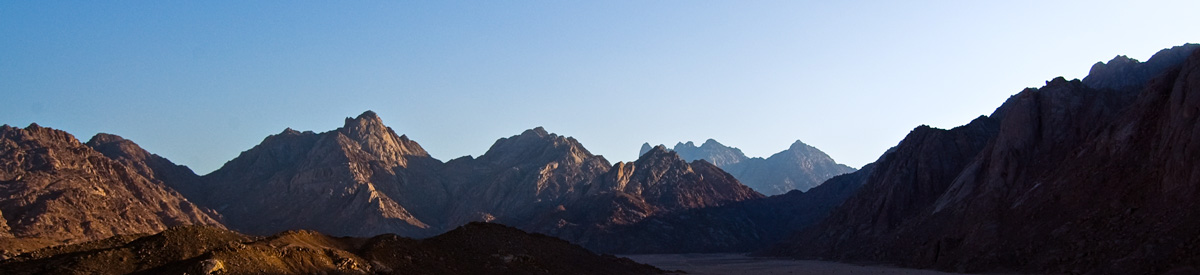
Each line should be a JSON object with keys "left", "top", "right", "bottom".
{"left": 0, "top": 124, "right": 223, "bottom": 257}
{"left": 646, "top": 139, "right": 855, "bottom": 195}
{"left": 0, "top": 223, "right": 664, "bottom": 275}
{"left": 769, "top": 45, "right": 1200, "bottom": 274}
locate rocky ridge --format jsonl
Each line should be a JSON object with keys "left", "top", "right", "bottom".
{"left": 769, "top": 44, "right": 1200, "bottom": 274}
{"left": 641, "top": 139, "right": 855, "bottom": 195}
{"left": 0, "top": 222, "right": 664, "bottom": 275}
{"left": 0, "top": 124, "right": 223, "bottom": 258}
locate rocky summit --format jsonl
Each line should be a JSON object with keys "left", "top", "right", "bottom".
{"left": 641, "top": 138, "right": 855, "bottom": 195}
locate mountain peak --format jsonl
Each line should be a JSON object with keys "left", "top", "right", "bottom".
{"left": 635, "top": 145, "right": 683, "bottom": 165}
{"left": 788, "top": 140, "right": 813, "bottom": 150}
{"left": 344, "top": 110, "right": 386, "bottom": 130}
{"left": 480, "top": 127, "right": 596, "bottom": 166}
{"left": 1084, "top": 43, "right": 1200, "bottom": 91}
{"left": 521, "top": 126, "right": 550, "bottom": 138}
{"left": 701, "top": 138, "right": 724, "bottom": 148}
{"left": 357, "top": 110, "right": 381, "bottom": 120}
{"left": 87, "top": 133, "right": 129, "bottom": 145}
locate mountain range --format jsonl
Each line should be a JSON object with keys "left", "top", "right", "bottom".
{"left": 0, "top": 111, "right": 764, "bottom": 258}
{"left": 3, "top": 43, "right": 1200, "bottom": 274}
{"left": 640, "top": 139, "right": 856, "bottom": 195}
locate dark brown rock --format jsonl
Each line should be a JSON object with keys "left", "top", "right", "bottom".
{"left": 0, "top": 222, "right": 663, "bottom": 275}
{"left": 0, "top": 125, "right": 223, "bottom": 258}
{"left": 768, "top": 45, "right": 1200, "bottom": 274}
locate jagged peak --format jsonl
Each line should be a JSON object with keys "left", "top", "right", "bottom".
{"left": 639, "top": 142, "right": 654, "bottom": 157}
{"left": 357, "top": 110, "right": 381, "bottom": 121}
{"left": 507, "top": 126, "right": 552, "bottom": 140}
{"left": 1046, "top": 76, "right": 1073, "bottom": 86}
{"left": 343, "top": 110, "right": 387, "bottom": 131}
{"left": 1109, "top": 55, "right": 1138, "bottom": 65}
{"left": 788, "top": 140, "right": 813, "bottom": 150}
{"left": 636, "top": 145, "right": 681, "bottom": 163}
{"left": 480, "top": 127, "right": 594, "bottom": 164}
{"left": 700, "top": 138, "right": 725, "bottom": 148}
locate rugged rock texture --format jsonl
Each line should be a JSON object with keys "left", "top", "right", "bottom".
{"left": 0, "top": 222, "right": 664, "bottom": 275}
{"left": 644, "top": 139, "right": 855, "bottom": 195}
{"left": 440, "top": 127, "right": 613, "bottom": 228}
{"left": 655, "top": 139, "right": 749, "bottom": 167}
{"left": 185, "top": 113, "right": 763, "bottom": 252}
{"left": 528, "top": 145, "right": 764, "bottom": 249}
{"left": 769, "top": 45, "right": 1200, "bottom": 274}
{"left": 1084, "top": 43, "right": 1199, "bottom": 92}
{"left": 0, "top": 125, "right": 223, "bottom": 258}
{"left": 766, "top": 116, "right": 1000, "bottom": 262}
{"left": 192, "top": 111, "right": 438, "bottom": 237}
{"left": 584, "top": 163, "right": 874, "bottom": 254}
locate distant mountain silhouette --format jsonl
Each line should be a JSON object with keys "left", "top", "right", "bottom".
{"left": 640, "top": 139, "right": 855, "bottom": 195}
{"left": 767, "top": 44, "right": 1200, "bottom": 274}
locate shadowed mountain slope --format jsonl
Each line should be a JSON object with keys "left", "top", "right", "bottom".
{"left": 768, "top": 44, "right": 1200, "bottom": 274}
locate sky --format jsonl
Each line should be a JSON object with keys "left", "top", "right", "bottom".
{"left": 2, "top": 1, "right": 1197, "bottom": 174}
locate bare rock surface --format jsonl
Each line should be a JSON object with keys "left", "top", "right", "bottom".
{"left": 769, "top": 45, "right": 1200, "bottom": 274}
{"left": 0, "top": 124, "right": 223, "bottom": 258}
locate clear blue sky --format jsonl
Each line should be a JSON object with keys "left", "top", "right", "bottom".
{"left": 2, "top": 1, "right": 1197, "bottom": 174}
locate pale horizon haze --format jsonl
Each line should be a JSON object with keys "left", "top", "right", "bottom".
{"left": 2, "top": 1, "right": 1197, "bottom": 174}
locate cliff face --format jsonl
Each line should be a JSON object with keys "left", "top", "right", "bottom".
{"left": 0, "top": 124, "right": 223, "bottom": 257}
{"left": 645, "top": 138, "right": 856, "bottom": 195}
{"left": 770, "top": 45, "right": 1200, "bottom": 274}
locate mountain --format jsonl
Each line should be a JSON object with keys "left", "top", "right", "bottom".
{"left": 517, "top": 145, "right": 764, "bottom": 250}
{"left": 768, "top": 44, "right": 1200, "bottom": 274}
{"left": 641, "top": 139, "right": 856, "bottom": 195}
{"left": 174, "top": 112, "right": 763, "bottom": 251}
{"left": 0, "top": 124, "right": 223, "bottom": 258}
{"left": 580, "top": 162, "right": 874, "bottom": 254}
{"left": 658, "top": 139, "right": 749, "bottom": 167}
{"left": 438, "top": 127, "right": 613, "bottom": 228}
{"left": 189, "top": 111, "right": 439, "bottom": 237}
{"left": 0, "top": 222, "right": 664, "bottom": 275}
